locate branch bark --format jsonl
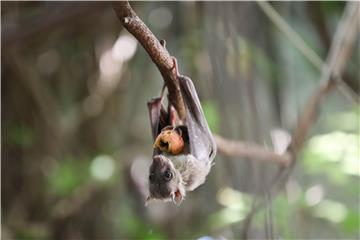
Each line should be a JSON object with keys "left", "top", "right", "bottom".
{"left": 214, "top": 135, "right": 291, "bottom": 165}
{"left": 113, "top": 1, "right": 186, "bottom": 119}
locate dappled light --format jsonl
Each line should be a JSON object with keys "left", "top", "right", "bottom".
{"left": 305, "top": 184, "right": 324, "bottom": 207}
{"left": 90, "top": 155, "right": 115, "bottom": 181}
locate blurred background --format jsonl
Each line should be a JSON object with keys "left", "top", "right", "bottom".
{"left": 1, "top": 2, "right": 359, "bottom": 239}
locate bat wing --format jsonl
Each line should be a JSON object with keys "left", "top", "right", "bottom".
{"left": 147, "top": 97, "right": 167, "bottom": 141}
{"left": 148, "top": 97, "right": 169, "bottom": 156}
{"left": 179, "top": 76, "right": 217, "bottom": 163}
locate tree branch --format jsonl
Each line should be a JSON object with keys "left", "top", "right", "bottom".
{"left": 214, "top": 135, "right": 291, "bottom": 165}
{"left": 113, "top": 1, "right": 186, "bottom": 119}
{"left": 112, "top": 1, "right": 292, "bottom": 166}
{"left": 291, "top": 2, "right": 359, "bottom": 153}
{"left": 241, "top": 4, "right": 359, "bottom": 228}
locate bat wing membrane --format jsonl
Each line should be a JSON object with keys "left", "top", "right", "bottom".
{"left": 179, "top": 76, "right": 217, "bottom": 163}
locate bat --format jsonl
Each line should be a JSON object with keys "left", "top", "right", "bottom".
{"left": 146, "top": 58, "right": 216, "bottom": 205}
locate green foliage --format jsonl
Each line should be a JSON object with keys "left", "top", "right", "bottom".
{"left": 302, "top": 131, "right": 359, "bottom": 185}
{"left": 320, "top": 2, "right": 345, "bottom": 14}
{"left": 15, "top": 224, "right": 49, "bottom": 240}
{"left": 271, "top": 195, "right": 294, "bottom": 239}
{"left": 47, "top": 158, "right": 89, "bottom": 196}
{"left": 298, "top": 110, "right": 359, "bottom": 236}
{"left": 324, "top": 108, "right": 359, "bottom": 132}
{"left": 4, "top": 124, "right": 34, "bottom": 147}
{"left": 117, "top": 206, "right": 165, "bottom": 240}
{"left": 342, "top": 210, "right": 360, "bottom": 235}
{"left": 208, "top": 187, "right": 252, "bottom": 229}
{"left": 312, "top": 199, "right": 348, "bottom": 223}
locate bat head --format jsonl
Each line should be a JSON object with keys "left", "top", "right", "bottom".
{"left": 147, "top": 155, "right": 185, "bottom": 205}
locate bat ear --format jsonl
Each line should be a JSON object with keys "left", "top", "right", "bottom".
{"left": 171, "top": 187, "right": 185, "bottom": 205}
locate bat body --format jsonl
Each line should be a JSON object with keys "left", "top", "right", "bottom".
{"left": 147, "top": 59, "right": 216, "bottom": 204}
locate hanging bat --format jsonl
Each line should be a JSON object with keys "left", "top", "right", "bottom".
{"left": 146, "top": 58, "right": 216, "bottom": 205}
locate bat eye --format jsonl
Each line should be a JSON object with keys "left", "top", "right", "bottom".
{"left": 209, "top": 149, "right": 214, "bottom": 158}
{"left": 164, "top": 170, "right": 172, "bottom": 181}
{"left": 149, "top": 173, "right": 155, "bottom": 183}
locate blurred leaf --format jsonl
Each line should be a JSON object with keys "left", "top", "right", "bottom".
{"left": 320, "top": 2, "right": 345, "bottom": 14}
{"left": 15, "top": 224, "right": 49, "bottom": 240}
{"left": 325, "top": 109, "right": 359, "bottom": 132}
{"left": 4, "top": 124, "right": 34, "bottom": 147}
{"left": 302, "top": 131, "right": 360, "bottom": 185}
{"left": 202, "top": 101, "right": 220, "bottom": 133}
{"left": 47, "top": 158, "right": 89, "bottom": 196}
{"left": 208, "top": 207, "right": 247, "bottom": 229}
{"left": 312, "top": 199, "right": 348, "bottom": 223}
{"left": 117, "top": 205, "right": 165, "bottom": 240}
{"left": 209, "top": 188, "right": 252, "bottom": 229}
{"left": 272, "top": 195, "right": 294, "bottom": 239}
{"left": 341, "top": 210, "right": 360, "bottom": 234}
{"left": 302, "top": 149, "right": 349, "bottom": 185}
